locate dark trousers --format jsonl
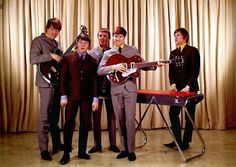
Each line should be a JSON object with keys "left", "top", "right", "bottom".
{"left": 38, "top": 86, "right": 61, "bottom": 152}
{"left": 63, "top": 99, "right": 91, "bottom": 153}
{"left": 169, "top": 102, "right": 196, "bottom": 145}
{"left": 91, "top": 98, "right": 117, "bottom": 146}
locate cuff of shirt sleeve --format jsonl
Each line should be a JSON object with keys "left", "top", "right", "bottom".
{"left": 61, "top": 95, "right": 68, "bottom": 100}
{"left": 93, "top": 97, "right": 99, "bottom": 103}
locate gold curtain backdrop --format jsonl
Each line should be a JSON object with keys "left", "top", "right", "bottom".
{"left": 0, "top": 0, "right": 235, "bottom": 132}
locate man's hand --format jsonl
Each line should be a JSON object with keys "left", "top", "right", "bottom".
{"left": 60, "top": 98, "right": 67, "bottom": 107}
{"left": 51, "top": 53, "right": 62, "bottom": 63}
{"left": 157, "top": 62, "right": 164, "bottom": 67}
{"left": 181, "top": 85, "right": 190, "bottom": 92}
{"left": 112, "top": 63, "right": 127, "bottom": 72}
{"left": 92, "top": 101, "right": 99, "bottom": 112}
{"left": 169, "top": 84, "right": 177, "bottom": 91}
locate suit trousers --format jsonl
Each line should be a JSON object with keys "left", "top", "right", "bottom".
{"left": 91, "top": 98, "right": 117, "bottom": 146}
{"left": 63, "top": 99, "right": 91, "bottom": 153}
{"left": 169, "top": 102, "right": 196, "bottom": 145}
{"left": 111, "top": 89, "right": 137, "bottom": 153}
{"left": 38, "top": 87, "right": 61, "bottom": 152}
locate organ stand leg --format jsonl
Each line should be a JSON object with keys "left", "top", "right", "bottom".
{"left": 135, "top": 97, "right": 155, "bottom": 148}
{"left": 152, "top": 98, "right": 187, "bottom": 162}
{"left": 183, "top": 106, "right": 206, "bottom": 162}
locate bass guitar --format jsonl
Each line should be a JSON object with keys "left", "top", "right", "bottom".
{"left": 106, "top": 54, "right": 183, "bottom": 84}
{"left": 38, "top": 25, "right": 88, "bottom": 86}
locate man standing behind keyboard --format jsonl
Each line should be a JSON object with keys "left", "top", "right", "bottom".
{"left": 164, "top": 28, "right": 200, "bottom": 150}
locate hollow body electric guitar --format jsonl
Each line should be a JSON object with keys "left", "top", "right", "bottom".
{"left": 38, "top": 25, "right": 88, "bottom": 86}
{"left": 106, "top": 54, "right": 183, "bottom": 84}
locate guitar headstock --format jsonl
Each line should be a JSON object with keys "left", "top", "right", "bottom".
{"left": 80, "top": 25, "right": 88, "bottom": 34}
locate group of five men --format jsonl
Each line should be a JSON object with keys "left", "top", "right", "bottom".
{"left": 30, "top": 18, "right": 200, "bottom": 165}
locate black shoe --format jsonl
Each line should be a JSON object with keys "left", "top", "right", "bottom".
{"left": 163, "top": 141, "right": 176, "bottom": 148}
{"left": 59, "top": 153, "right": 70, "bottom": 165}
{"left": 78, "top": 152, "right": 90, "bottom": 160}
{"left": 41, "top": 151, "right": 52, "bottom": 161}
{"left": 116, "top": 151, "right": 129, "bottom": 159}
{"left": 128, "top": 152, "right": 136, "bottom": 161}
{"left": 53, "top": 144, "right": 64, "bottom": 154}
{"left": 109, "top": 145, "right": 120, "bottom": 153}
{"left": 181, "top": 143, "right": 189, "bottom": 150}
{"left": 88, "top": 145, "right": 102, "bottom": 153}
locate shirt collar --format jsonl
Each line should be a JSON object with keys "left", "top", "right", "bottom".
{"left": 114, "top": 44, "right": 124, "bottom": 49}
{"left": 177, "top": 43, "right": 187, "bottom": 51}
{"left": 99, "top": 46, "right": 110, "bottom": 52}
{"left": 77, "top": 51, "right": 86, "bottom": 57}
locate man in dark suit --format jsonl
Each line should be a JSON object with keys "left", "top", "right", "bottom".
{"left": 59, "top": 32, "right": 99, "bottom": 165}
{"left": 30, "top": 18, "right": 63, "bottom": 161}
{"left": 164, "top": 28, "right": 200, "bottom": 150}
{"left": 88, "top": 28, "right": 120, "bottom": 153}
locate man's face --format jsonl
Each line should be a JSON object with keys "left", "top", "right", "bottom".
{"left": 77, "top": 39, "right": 90, "bottom": 53}
{"left": 174, "top": 31, "right": 186, "bottom": 46}
{"left": 46, "top": 26, "right": 60, "bottom": 39}
{"left": 98, "top": 32, "right": 110, "bottom": 48}
{"left": 113, "top": 34, "right": 125, "bottom": 47}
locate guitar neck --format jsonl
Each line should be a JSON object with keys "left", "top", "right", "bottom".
{"left": 134, "top": 60, "right": 172, "bottom": 68}
{"left": 63, "top": 40, "right": 77, "bottom": 55}
{"left": 134, "top": 61, "right": 158, "bottom": 68}
{"left": 158, "top": 60, "right": 173, "bottom": 64}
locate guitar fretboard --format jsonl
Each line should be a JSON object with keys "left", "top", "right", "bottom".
{"left": 133, "top": 60, "right": 172, "bottom": 68}
{"left": 133, "top": 61, "right": 158, "bottom": 68}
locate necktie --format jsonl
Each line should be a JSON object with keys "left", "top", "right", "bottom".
{"left": 81, "top": 54, "right": 85, "bottom": 60}
{"left": 178, "top": 47, "right": 182, "bottom": 56}
{"left": 118, "top": 47, "right": 122, "bottom": 53}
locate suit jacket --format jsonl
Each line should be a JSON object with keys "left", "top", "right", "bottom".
{"left": 88, "top": 47, "right": 111, "bottom": 97}
{"left": 60, "top": 52, "right": 98, "bottom": 100}
{"left": 169, "top": 44, "right": 200, "bottom": 91}
{"left": 97, "top": 44, "right": 140, "bottom": 95}
{"left": 30, "top": 33, "right": 59, "bottom": 87}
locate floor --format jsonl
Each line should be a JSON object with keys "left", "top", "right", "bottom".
{"left": 0, "top": 129, "right": 236, "bottom": 167}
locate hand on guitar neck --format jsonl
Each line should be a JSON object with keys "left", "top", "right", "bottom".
{"left": 50, "top": 53, "right": 62, "bottom": 63}
{"left": 111, "top": 63, "right": 127, "bottom": 72}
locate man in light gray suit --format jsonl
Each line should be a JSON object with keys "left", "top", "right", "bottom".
{"left": 88, "top": 28, "right": 120, "bottom": 154}
{"left": 97, "top": 26, "right": 140, "bottom": 161}
{"left": 30, "top": 18, "right": 63, "bottom": 161}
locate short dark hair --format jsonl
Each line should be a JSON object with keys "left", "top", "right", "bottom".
{"left": 98, "top": 28, "right": 111, "bottom": 39}
{"left": 78, "top": 33, "right": 91, "bottom": 45}
{"left": 174, "top": 28, "right": 189, "bottom": 43}
{"left": 46, "top": 18, "right": 62, "bottom": 31}
{"left": 113, "top": 26, "right": 127, "bottom": 37}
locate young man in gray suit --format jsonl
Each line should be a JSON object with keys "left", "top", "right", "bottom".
{"left": 30, "top": 18, "right": 63, "bottom": 161}
{"left": 98, "top": 27, "right": 141, "bottom": 161}
{"left": 88, "top": 28, "right": 120, "bottom": 153}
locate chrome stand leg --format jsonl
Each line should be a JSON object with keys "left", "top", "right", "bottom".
{"left": 153, "top": 98, "right": 187, "bottom": 162}
{"left": 135, "top": 97, "right": 155, "bottom": 148}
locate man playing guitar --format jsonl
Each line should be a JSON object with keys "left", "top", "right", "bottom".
{"left": 98, "top": 27, "right": 158, "bottom": 161}
{"left": 30, "top": 18, "right": 63, "bottom": 161}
